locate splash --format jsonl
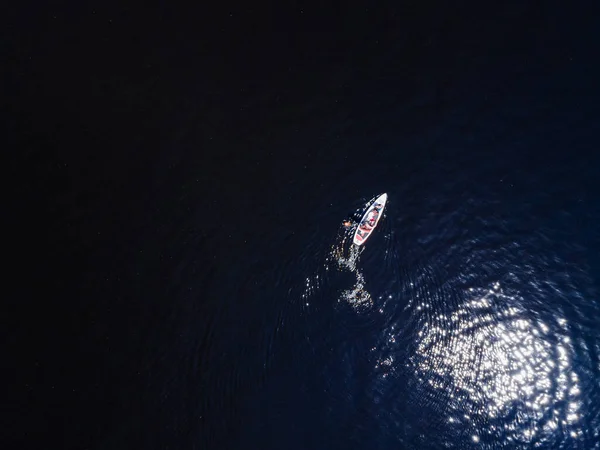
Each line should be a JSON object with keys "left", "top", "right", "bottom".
{"left": 328, "top": 226, "right": 373, "bottom": 308}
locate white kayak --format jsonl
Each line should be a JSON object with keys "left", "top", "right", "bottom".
{"left": 353, "top": 193, "right": 387, "bottom": 246}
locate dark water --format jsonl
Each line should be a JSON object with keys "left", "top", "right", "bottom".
{"left": 9, "top": 2, "right": 600, "bottom": 450}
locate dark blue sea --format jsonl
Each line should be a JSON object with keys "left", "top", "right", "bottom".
{"left": 8, "top": 2, "right": 600, "bottom": 449}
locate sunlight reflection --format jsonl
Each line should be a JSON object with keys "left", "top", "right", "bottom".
{"left": 409, "top": 283, "right": 582, "bottom": 444}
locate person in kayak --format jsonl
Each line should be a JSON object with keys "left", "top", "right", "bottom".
{"left": 366, "top": 208, "right": 379, "bottom": 225}
{"left": 346, "top": 202, "right": 382, "bottom": 229}
{"left": 360, "top": 217, "right": 375, "bottom": 231}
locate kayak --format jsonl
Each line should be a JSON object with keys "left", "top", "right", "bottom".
{"left": 353, "top": 193, "right": 387, "bottom": 246}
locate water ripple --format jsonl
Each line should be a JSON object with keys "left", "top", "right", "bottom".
{"left": 267, "top": 188, "right": 600, "bottom": 449}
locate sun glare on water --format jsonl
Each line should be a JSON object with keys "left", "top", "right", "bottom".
{"left": 408, "top": 283, "right": 582, "bottom": 445}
